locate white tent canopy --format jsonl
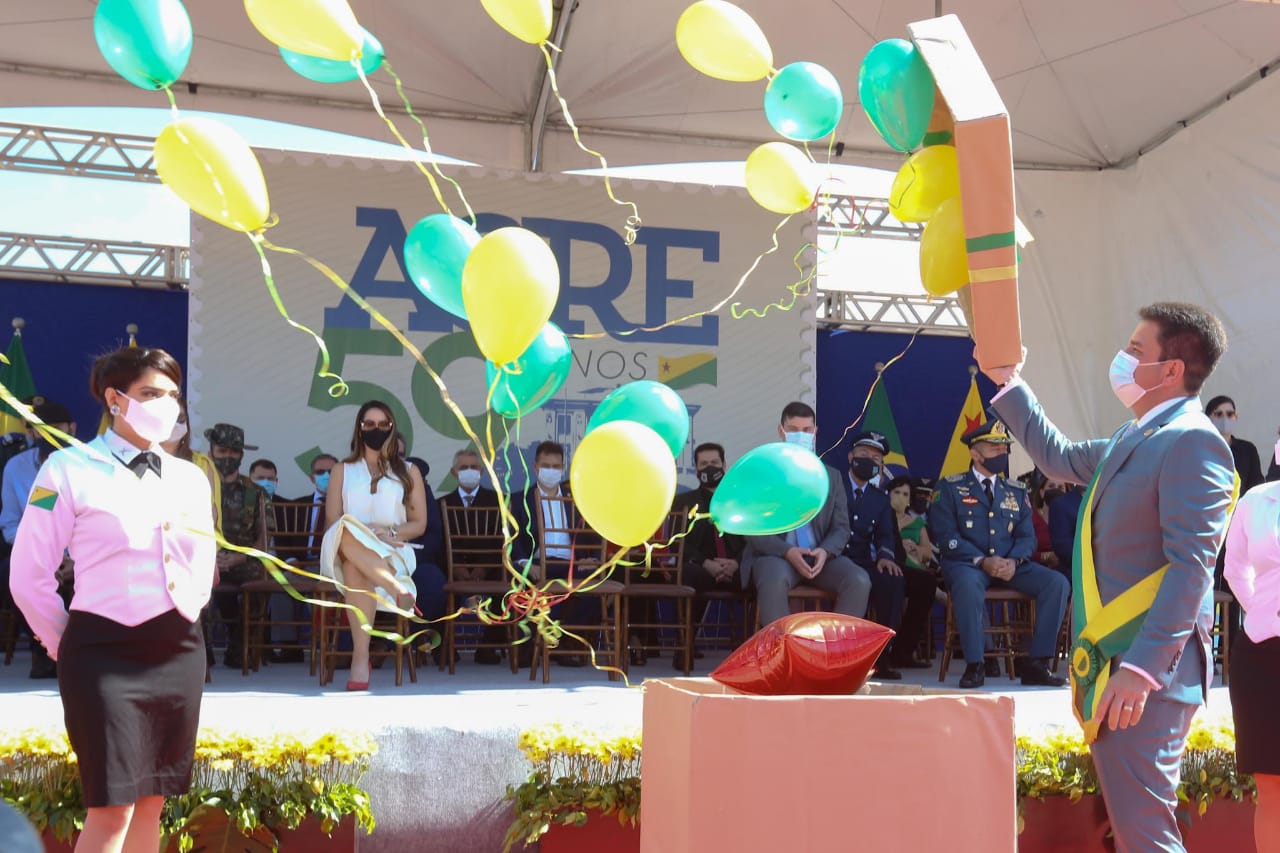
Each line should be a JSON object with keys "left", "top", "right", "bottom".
{"left": 4, "top": 1, "right": 1280, "bottom": 172}
{"left": 4, "top": 0, "right": 1280, "bottom": 452}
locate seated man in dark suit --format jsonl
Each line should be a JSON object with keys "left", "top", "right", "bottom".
{"left": 511, "top": 440, "right": 599, "bottom": 667}
{"left": 842, "top": 431, "right": 935, "bottom": 677}
{"left": 440, "top": 448, "right": 500, "bottom": 511}
{"left": 437, "top": 447, "right": 507, "bottom": 663}
{"left": 741, "top": 402, "right": 871, "bottom": 627}
{"left": 673, "top": 441, "right": 745, "bottom": 592}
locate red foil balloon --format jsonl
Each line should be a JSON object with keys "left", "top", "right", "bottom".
{"left": 710, "top": 612, "right": 895, "bottom": 695}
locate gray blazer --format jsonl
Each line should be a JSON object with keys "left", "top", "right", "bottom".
{"left": 993, "top": 384, "right": 1234, "bottom": 703}
{"left": 740, "top": 464, "right": 849, "bottom": 587}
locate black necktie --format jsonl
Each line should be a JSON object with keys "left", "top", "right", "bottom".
{"left": 853, "top": 487, "right": 864, "bottom": 517}
{"left": 463, "top": 494, "right": 473, "bottom": 507}
{"left": 983, "top": 479, "right": 994, "bottom": 505}
{"left": 128, "top": 451, "right": 162, "bottom": 479}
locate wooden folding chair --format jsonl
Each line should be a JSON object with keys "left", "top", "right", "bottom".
{"left": 619, "top": 509, "right": 696, "bottom": 674}
{"left": 528, "top": 494, "right": 622, "bottom": 683}
{"left": 240, "top": 498, "right": 324, "bottom": 676}
{"left": 441, "top": 503, "right": 521, "bottom": 674}
{"left": 938, "top": 589, "right": 1035, "bottom": 682}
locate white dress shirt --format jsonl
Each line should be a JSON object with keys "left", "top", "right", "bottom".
{"left": 1224, "top": 481, "right": 1280, "bottom": 643}
{"left": 9, "top": 430, "right": 217, "bottom": 659}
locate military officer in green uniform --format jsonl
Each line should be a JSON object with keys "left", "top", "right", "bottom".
{"left": 930, "top": 419, "right": 1070, "bottom": 689}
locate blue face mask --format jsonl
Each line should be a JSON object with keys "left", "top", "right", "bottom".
{"left": 783, "top": 430, "right": 816, "bottom": 453}
{"left": 253, "top": 478, "right": 277, "bottom": 497}
{"left": 314, "top": 472, "right": 331, "bottom": 493}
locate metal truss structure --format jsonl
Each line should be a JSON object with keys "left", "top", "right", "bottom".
{"left": 816, "top": 194, "right": 922, "bottom": 241}
{"left": 0, "top": 124, "right": 964, "bottom": 331}
{"left": 0, "top": 122, "right": 158, "bottom": 183}
{"left": 814, "top": 289, "right": 970, "bottom": 336}
{"left": 0, "top": 232, "right": 188, "bottom": 288}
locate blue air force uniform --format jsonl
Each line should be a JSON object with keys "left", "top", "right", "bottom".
{"left": 930, "top": 421, "right": 1069, "bottom": 670}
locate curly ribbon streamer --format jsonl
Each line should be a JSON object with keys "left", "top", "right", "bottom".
{"left": 570, "top": 213, "right": 795, "bottom": 342}
{"left": 820, "top": 328, "right": 923, "bottom": 458}
{"left": 539, "top": 41, "right": 641, "bottom": 246}
{"left": 349, "top": 59, "right": 460, "bottom": 222}
{"left": 380, "top": 60, "right": 477, "bottom": 228}
{"left": 247, "top": 231, "right": 348, "bottom": 399}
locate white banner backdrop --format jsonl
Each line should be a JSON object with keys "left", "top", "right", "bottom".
{"left": 1012, "top": 70, "right": 1280, "bottom": 463}
{"left": 189, "top": 154, "right": 814, "bottom": 498}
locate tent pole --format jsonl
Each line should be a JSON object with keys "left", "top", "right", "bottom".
{"left": 527, "top": 0, "right": 578, "bottom": 172}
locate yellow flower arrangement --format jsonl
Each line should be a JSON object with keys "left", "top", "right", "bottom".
{"left": 503, "top": 713, "right": 1255, "bottom": 849}
{"left": 504, "top": 724, "right": 643, "bottom": 852}
{"left": 0, "top": 727, "right": 378, "bottom": 850}
{"left": 1016, "top": 712, "right": 1254, "bottom": 819}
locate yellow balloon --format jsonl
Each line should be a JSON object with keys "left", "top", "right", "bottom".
{"left": 919, "top": 197, "right": 969, "bottom": 296}
{"left": 244, "top": 0, "right": 363, "bottom": 61}
{"left": 676, "top": 0, "right": 773, "bottom": 83}
{"left": 153, "top": 119, "right": 270, "bottom": 233}
{"left": 570, "top": 421, "right": 677, "bottom": 547}
{"left": 481, "top": 0, "right": 552, "bottom": 44}
{"left": 889, "top": 145, "right": 960, "bottom": 223}
{"left": 462, "top": 227, "right": 560, "bottom": 365}
{"left": 745, "top": 142, "right": 814, "bottom": 215}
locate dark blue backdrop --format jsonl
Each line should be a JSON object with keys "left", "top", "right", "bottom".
{"left": 815, "top": 328, "right": 998, "bottom": 480}
{"left": 1, "top": 278, "right": 189, "bottom": 440}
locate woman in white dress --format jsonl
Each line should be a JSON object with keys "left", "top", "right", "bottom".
{"left": 321, "top": 401, "right": 427, "bottom": 690}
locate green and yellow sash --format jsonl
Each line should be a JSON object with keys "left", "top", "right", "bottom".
{"left": 1069, "top": 425, "right": 1238, "bottom": 743}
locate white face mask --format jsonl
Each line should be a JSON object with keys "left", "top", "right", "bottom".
{"left": 783, "top": 430, "right": 816, "bottom": 453}
{"left": 456, "top": 469, "right": 483, "bottom": 490}
{"left": 1108, "top": 351, "right": 1168, "bottom": 409}
{"left": 1274, "top": 438, "right": 1280, "bottom": 467}
{"left": 537, "top": 467, "right": 562, "bottom": 489}
{"left": 116, "top": 392, "right": 181, "bottom": 444}
{"left": 1209, "top": 416, "right": 1232, "bottom": 437}
{"left": 167, "top": 419, "right": 188, "bottom": 444}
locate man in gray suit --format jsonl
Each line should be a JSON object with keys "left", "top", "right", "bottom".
{"left": 740, "top": 401, "right": 872, "bottom": 625}
{"left": 988, "top": 302, "right": 1234, "bottom": 853}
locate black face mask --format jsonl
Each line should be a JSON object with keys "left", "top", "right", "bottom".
{"left": 1042, "top": 486, "right": 1065, "bottom": 504}
{"left": 909, "top": 495, "right": 930, "bottom": 515}
{"left": 362, "top": 428, "right": 392, "bottom": 451}
{"left": 979, "top": 453, "right": 1010, "bottom": 478}
{"left": 850, "top": 457, "right": 879, "bottom": 482}
{"left": 697, "top": 465, "right": 725, "bottom": 488}
{"left": 213, "top": 455, "right": 242, "bottom": 477}
{"left": 36, "top": 436, "right": 61, "bottom": 460}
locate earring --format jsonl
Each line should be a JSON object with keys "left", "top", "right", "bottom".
{"left": 109, "top": 404, "right": 120, "bottom": 415}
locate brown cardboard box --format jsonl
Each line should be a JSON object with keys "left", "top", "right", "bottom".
{"left": 640, "top": 678, "right": 1016, "bottom": 853}
{"left": 909, "top": 14, "right": 1023, "bottom": 371}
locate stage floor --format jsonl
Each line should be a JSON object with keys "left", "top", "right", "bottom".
{"left": 0, "top": 646, "right": 1234, "bottom": 852}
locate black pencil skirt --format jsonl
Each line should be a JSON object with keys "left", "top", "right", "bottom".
{"left": 1228, "top": 631, "right": 1280, "bottom": 776}
{"left": 58, "top": 608, "right": 205, "bottom": 807}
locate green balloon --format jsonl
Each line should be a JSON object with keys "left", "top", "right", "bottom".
{"left": 485, "top": 323, "right": 571, "bottom": 418}
{"left": 280, "top": 27, "right": 385, "bottom": 83}
{"left": 94, "top": 0, "right": 193, "bottom": 91}
{"left": 709, "top": 443, "right": 829, "bottom": 535}
{"left": 857, "top": 38, "right": 936, "bottom": 152}
{"left": 586, "top": 380, "right": 689, "bottom": 459}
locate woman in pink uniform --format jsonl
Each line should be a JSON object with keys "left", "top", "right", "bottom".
{"left": 10, "top": 347, "right": 216, "bottom": 853}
